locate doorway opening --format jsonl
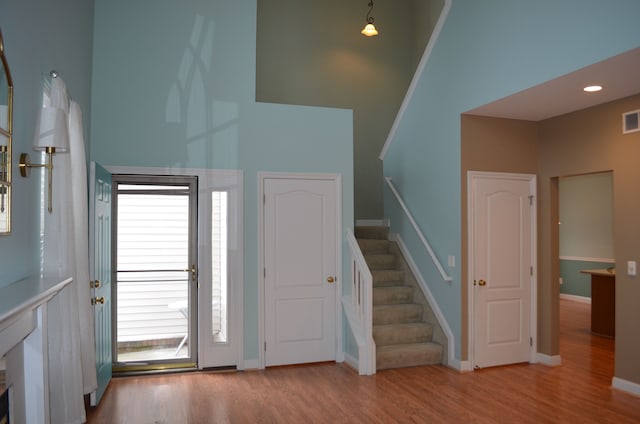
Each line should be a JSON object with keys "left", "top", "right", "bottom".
{"left": 557, "top": 172, "right": 615, "bottom": 368}
{"left": 112, "top": 175, "right": 198, "bottom": 370}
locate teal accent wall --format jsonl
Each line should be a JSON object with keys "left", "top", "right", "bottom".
{"left": 383, "top": 0, "right": 640, "bottom": 360}
{"left": 560, "top": 260, "right": 614, "bottom": 298}
{"left": 90, "top": 0, "right": 354, "bottom": 362}
{"left": 559, "top": 173, "right": 614, "bottom": 259}
{"left": 0, "top": 0, "right": 95, "bottom": 287}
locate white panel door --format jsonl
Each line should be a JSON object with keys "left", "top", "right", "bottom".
{"left": 470, "top": 172, "right": 535, "bottom": 369}
{"left": 263, "top": 177, "right": 338, "bottom": 366}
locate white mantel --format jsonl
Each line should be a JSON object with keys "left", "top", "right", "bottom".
{"left": 0, "top": 275, "right": 72, "bottom": 424}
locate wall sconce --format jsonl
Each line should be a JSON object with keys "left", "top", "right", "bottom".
{"left": 361, "top": 0, "right": 379, "bottom": 37}
{"left": 19, "top": 104, "right": 69, "bottom": 213}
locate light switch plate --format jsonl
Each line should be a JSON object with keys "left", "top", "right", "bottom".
{"left": 627, "top": 260, "right": 636, "bottom": 276}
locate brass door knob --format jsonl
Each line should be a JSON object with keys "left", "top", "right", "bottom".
{"left": 478, "top": 279, "right": 487, "bottom": 286}
{"left": 327, "top": 276, "right": 335, "bottom": 283}
{"left": 92, "top": 296, "right": 105, "bottom": 305}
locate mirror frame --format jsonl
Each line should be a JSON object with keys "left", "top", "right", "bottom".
{"left": 0, "top": 29, "right": 13, "bottom": 235}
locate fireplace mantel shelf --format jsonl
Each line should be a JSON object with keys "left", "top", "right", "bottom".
{"left": 0, "top": 275, "right": 72, "bottom": 358}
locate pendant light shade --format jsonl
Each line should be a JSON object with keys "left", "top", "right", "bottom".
{"left": 361, "top": 1, "right": 379, "bottom": 37}
{"left": 361, "top": 23, "right": 378, "bottom": 37}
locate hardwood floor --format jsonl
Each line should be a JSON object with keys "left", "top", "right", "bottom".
{"left": 86, "top": 299, "right": 639, "bottom": 423}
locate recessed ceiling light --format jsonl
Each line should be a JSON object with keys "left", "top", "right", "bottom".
{"left": 583, "top": 85, "right": 603, "bottom": 93}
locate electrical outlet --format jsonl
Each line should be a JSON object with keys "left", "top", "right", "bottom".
{"left": 628, "top": 261, "right": 637, "bottom": 277}
{"left": 448, "top": 255, "right": 455, "bottom": 268}
{"left": 559, "top": 277, "right": 563, "bottom": 285}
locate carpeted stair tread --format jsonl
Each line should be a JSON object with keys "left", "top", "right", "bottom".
{"left": 372, "top": 270, "right": 406, "bottom": 287}
{"left": 373, "top": 286, "right": 414, "bottom": 305}
{"left": 376, "top": 342, "right": 443, "bottom": 370}
{"left": 355, "top": 226, "right": 389, "bottom": 240}
{"left": 357, "top": 239, "right": 390, "bottom": 254}
{"left": 355, "top": 225, "right": 444, "bottom": 370}
{"left": 365, "top": 254, "right": 396, "bottom": 270}
{"left": 373, "top": 304, "right": 423, "bottom": 325}
{"left": 373, "top": 322, "right": 434, "bottom": 346}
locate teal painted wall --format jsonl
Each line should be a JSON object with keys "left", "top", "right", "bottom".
{"left": 559, "top": 173, "right": 614, "bottom": 298}
{"left": 0, "top": 0, "right": 94, "bottom": 287}
{"left": 383, "top": 0, "right": 640, "bottom": 360}
{"left": 559, "top": 260, "right": 615, "bottom": 298}
{"left": 90, "top": 0, "right": 354, "bottom": 362}
{"left": 559, "top": 173, "right": 614, "bottom": 260}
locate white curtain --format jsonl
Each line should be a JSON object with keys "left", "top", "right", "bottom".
{"left": 38, "top": 76, "right": 97, "bottom": 423}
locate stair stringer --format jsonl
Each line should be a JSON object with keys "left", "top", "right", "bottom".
{"left": 389, "top": 233, "right": 455, "bottom": 368}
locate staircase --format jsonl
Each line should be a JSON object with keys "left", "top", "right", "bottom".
{"left": 355, "top": 226, "right": 445, "bottom": 370}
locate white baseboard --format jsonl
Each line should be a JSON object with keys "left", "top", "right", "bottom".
{"left": 243, "top": 359, "right": 261, "bottom": 370}
{"left": 536, "top": 353, "right": 562, "bottom": 367}
{"left": 612, "top": 377, "right": 640, "bottom": 397}
{"left": 343, "top": 352, "right": 359, "bottom": 372}
{"left": 355, "top": 219, "right": 389, "bottom": 227}
{"left": 447, "top": 359, "right": 472, "bottom": 372}
{"left": 559, "top": 293, "right": 591, "bottom": 304}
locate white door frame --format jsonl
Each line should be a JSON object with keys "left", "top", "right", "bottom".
{"left": 258, "top": 172, "right": 343, "bottom": 369}
{"left": 467, "top": 171, "right": 537, "bottom": 368}
{"left": 106, "top": 165, "right": 244, "bottom": 369}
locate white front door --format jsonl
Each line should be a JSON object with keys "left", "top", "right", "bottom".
{"left": 469, "top": 172, "right": 536, "bottom": 369}
{"left": 262, "top": 175, "right": 339, "bottom": 367}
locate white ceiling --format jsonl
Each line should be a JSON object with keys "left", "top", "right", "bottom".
{"left": 466, "top": 47, "right": 640, "bottom": 121}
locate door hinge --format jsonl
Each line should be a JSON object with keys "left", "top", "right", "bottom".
{"left": 529, "top": 195, "right": 534, "bottom": 206}
{"left": 530, "top": 266, "right": 533, "bottom": 276}
{"left": 264, "top": 341, "right": 267, "bottom": 351}
{"left": 263, "top": 194, "right": 266, "bottom": 205}
{"left": 264, "top": 268, "right": 266, "bottom": 278}
{"left": 530, "top": 337, "right": 533, "bottom": 347}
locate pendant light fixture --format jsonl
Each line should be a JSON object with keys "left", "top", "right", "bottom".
{"left": 361, "top": 0, "right": 379, "bottom": 37}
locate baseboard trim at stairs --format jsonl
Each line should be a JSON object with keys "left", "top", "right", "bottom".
{"left": 356, "top": 219, "right": 390, "bottom": 228}
{"left": 448, "top": 359, "right": 473, "bottom": 372}
{"left": 344, "top": 352, "right": 359, "bottom": 373}
{"left": 612, "top": 377, "right": 640, "bottom": 397}
{"left": 391, "top": 233, "right": 456, "bottom": 368}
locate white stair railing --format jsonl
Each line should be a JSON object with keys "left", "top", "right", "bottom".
{"left": 385, "top": 177, "right": 453, "bottom": 282}
{"left": 342, "top": 228, "right": 376, "bottom": 375}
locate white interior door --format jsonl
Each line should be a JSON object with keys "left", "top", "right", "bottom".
{"left": 263, "top": 176, "right": 339, "bottom": 367}
{"left": 469, "top": 172, "right": 536, "bottom": 369}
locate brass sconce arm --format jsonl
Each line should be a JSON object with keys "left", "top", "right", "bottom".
{"left": 19, "top": 146, "right": 58, "bottom": 213}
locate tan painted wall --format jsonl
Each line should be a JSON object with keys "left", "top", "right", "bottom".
{"left": 256, "top": 0, "right": 442, "bottom": 220}
{"left": 461, "top": 93, "right": 640, "bottom": 385}
{"left": 539, "top": 93, "right": 640, "bottom": 384}
{"left": 460, "top": 115, "right": 539, "bottom": 360}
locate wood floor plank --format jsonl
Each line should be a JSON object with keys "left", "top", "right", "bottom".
{"left": 86, "top": 300, "right": 639, "bottom": 423}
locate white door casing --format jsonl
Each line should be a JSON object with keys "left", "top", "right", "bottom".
{"left": 468, "top": 171, "right": 537, "bottom": 369}
{"left": 260, "top": 173, "right": 341, "bottom": 367}
{"left": 106, "top": 166, "right": 244, "bottom": 370}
